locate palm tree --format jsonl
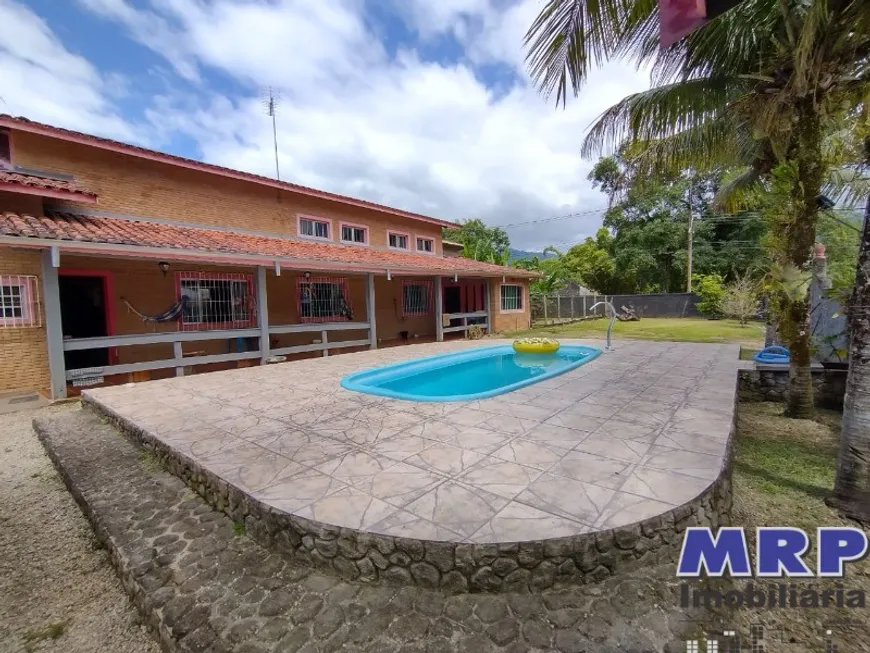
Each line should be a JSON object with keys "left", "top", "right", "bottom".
{"left": 525, "top": 0, "right": 870, "bottom": 419}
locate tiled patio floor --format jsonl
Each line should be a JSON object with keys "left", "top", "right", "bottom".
{"left": 85, "top": 339, "right": 738, "bottom": 544}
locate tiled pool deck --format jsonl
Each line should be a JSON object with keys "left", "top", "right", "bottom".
{"left": 83, "top": 339, "right": 738, "bottom": 591}
{"left": 86, "top": 339, "right": 736, "bottom": 539}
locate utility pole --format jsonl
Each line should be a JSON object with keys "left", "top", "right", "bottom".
{"left": 686, "top": 180, "right": 695, "bottom": 292}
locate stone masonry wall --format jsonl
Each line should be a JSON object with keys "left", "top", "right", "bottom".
{"left": 84, "top": 396, "right": 734, "bottom": 594}
{"left": 738, "top": 368, "right": 847, "bottom": 410}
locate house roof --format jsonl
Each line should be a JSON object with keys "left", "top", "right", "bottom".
{"left": 0, "top": 211, "right": 537, "bottom": 278}
{"left": 0, "top": 170, "right": 97, "bottom": 202}
{"left": 0, "top": 115, "right": 458, "bottom": 229}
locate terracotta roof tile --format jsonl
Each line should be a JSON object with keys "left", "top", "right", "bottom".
{"left": 0, "top": 212, "right": 537, "bottom": 277}
{"left": 0, "top": 170, "right": 96, "bottom": 199}
{"left": 0, "top": 115, "right": 456, "bottom": 228}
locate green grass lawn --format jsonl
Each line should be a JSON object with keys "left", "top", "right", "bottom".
{"left": 511, "top": 317, "right": 766, "bottom": 349}
{"left": 731, "top": 404, "right": 870, "bottom": 648}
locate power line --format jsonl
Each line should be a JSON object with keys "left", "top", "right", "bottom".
{"left": 502, "top": 208, "right": 608, "bottom": 229}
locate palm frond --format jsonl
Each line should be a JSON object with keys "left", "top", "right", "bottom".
{"left": 716, "top": 166, "right": 765, "bottom": 211}
{"left": 580, "top": 77, "right": 743, "bottom": 158}
{"left": 524, "top": 0, "right": 655, "bottom": 105}
{"left": 824, "top": 168, "right": 870, "bottom": 207}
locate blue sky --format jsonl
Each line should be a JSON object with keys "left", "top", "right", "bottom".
{"left": 0, "top": 0, "right": 650, "bottom": 249}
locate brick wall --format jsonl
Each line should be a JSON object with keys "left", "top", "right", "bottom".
{"left": 9, "top": 131, "right": 443, "bottom": 253}
{"left": 489, "top": 277, "right": 531, "bottom": 333}
{"left": 0, "top": 247, "right": 49, "bottom": 394}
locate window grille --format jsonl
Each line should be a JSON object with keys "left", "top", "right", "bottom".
{"left": 388, "top": 232, "right": 409, "bottom": 249}
{"left": 297, "top": 276, "right": 353, "bottom": 323}
{"left": 0, "top": 275, "right": 40, "bottom": 328}
{"left": 500, "top": 284, "right": 523, "bottom": 311}
{"left": 685, "top": 642, "right": 699, "bottom": 653}
{"left": 300, "top": 217, "right": 330, "bottom": 239}
{"left": 402, "top": 280, "right": 433, "bottom": 317}
{"left": 341, "top": 224, "right": 367, "bottom": 244}
{"left": 177, "top": 272, "right": 255, "bottom": 331}
{"left": 416, "top": 237, "right": 434, "bottom": 253}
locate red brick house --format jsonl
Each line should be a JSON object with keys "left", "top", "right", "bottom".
{"left": 0, "top": 115, "right": 534, "bottom": 399}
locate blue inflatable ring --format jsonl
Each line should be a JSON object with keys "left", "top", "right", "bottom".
{"left": 753, "top": 345, "right": 790, "bottom": 364}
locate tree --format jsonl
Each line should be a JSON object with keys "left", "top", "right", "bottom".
{"left": 525, "top": 0, "right": 870, "bottom": 520}
{"left": 586, "top": 154, "right": 768, "bottom": 292}
{"left": 695, "top": 274, "right": 727, "bottom": 317}
{"left": 722, "top": 274, "right": 760, "bottom": 325}
{"left": 443, "top": 219, "right": 510, "bottom": 264}
{"left": 525, "top": 0, "right": 870, "bottom": 419}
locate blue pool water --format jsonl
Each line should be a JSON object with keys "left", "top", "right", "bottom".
{"left": 340, "top": 344, "right": 601, "bottom": 402}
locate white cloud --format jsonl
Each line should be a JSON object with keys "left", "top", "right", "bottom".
{"left": 0, "top": 0, "right": 136, "bottom": 140}
{"left": 8, "top": 0, "right": 651, "bottom": 250}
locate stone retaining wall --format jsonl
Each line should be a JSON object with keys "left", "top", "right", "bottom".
{"left": 738, "top": 367, "right": 847, "bottom": 409}
{"left": 84, "top": 396, "right": 734, "bottom": 594}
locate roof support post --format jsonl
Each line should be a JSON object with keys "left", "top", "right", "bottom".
{"left": 484, "top": 279, "right": 492, "bottom": 334}
{"left": 256, "top": 266, "right": 270, "bottom": 363}
{"left": 435, "top": 276, "right": 444, "bottom": 342}
{"left": 41, "top": 248, "right": 67, "bottom": 399}
{"left": 366, "top": 273, "right": 377, "bottom": 349}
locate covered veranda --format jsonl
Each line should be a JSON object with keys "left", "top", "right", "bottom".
{"left": 0, "top": 212, "right": 534, "bottom": 399}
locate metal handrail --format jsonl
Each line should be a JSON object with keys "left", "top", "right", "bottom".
{"left": 590, "top": 301, "right": 618, "bottom": 350}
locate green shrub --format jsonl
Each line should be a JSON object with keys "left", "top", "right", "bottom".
{"left": 695, "top": 274, "right": 726, "bottom": 317}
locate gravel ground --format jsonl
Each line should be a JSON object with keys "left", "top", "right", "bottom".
{"left": 0, "top": 403, "right": 159, "bottom": 653}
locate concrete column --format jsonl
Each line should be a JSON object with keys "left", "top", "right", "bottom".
{"left": 435, "top": 276, "right": 444, "bottom": 342}
{"left": 41, "top": 248, "right": 66, "bottom": 399}
{"left": 366, "top": 273, "right": 377, "bottom": 349}
{"left": 256, "top": 266, "right": 270, "bottom": 363}
{"left": 484, "top": 280, "right": 491, "bottom": 334}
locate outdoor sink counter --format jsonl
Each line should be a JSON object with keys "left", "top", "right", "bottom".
{"left": 82, "top": 338, "right": 737, "bottom": 592}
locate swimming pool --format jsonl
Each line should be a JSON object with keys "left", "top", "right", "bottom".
{"left": 340, "top": 344, "right": 601, "bottom": 402}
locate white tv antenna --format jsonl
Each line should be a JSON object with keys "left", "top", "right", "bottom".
{"left": 262, "top": 86, "right": 281, "bottom": 181}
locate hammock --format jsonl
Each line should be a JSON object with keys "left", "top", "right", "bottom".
{"left": 123, "top": 296, "right": 188, "bottom": 323}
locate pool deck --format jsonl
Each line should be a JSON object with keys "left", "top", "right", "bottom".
{"left": 84, "top": 339, "right": 737, "bottom": 547}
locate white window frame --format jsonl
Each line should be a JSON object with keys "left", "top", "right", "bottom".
{"left": 297, "top": 214, "right": 332, "bottom": 241}
{"left": 387, "top": 230, "right": 410, "bottom": 251}
{"left": 415, "top": 235, "right": 435, "bottom": 254}
{"left": 339, "top": 221, "right": 369, "bottom": 246}
{"left": 499, "top": 283, "right": 525, "bottom": 313}
{"left": 0, "top": 275, "right": 40, "bottom": 328}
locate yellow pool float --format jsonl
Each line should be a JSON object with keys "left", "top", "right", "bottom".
{"left": 512, "top": 338, "right": 560, "bottom": 354}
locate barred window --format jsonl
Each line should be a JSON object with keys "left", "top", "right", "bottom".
{"left": 500, "top": 284, "right": 523, "bottom": 311}
{"left": 340, "top": 224, "right": 368, "bottom": 244}
{"left": 298, "top": 277, "right": 353, "bottom": 323}
{"left": 299, "top": 217, "right": 330, "bottom": 239}
{"left": 178, "top": 273, "right": 255, "bottom": 330}
{"left": 0, "top": 275, "right": 40, "bottom": 327}
{"left": 416, "top": 237, "right": 434, "bottom": 253}
{"left": 402, "top": 280, "right": 432, "bottom": 317}
{"left": 388, "top": 232, "right": 409, "bottom": 250}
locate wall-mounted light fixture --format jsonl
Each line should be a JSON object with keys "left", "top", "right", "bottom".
{"left": 303, "top": 271, "right": 312, "bottom": 280}
{"left": 453, "top": 273, "right": 458, "bottom": 282}
{"left": 386, "top": 270, "right": 392, "bottom": 281}
{"left": 158, "top": 261, "right": 170, "bottom": 276}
